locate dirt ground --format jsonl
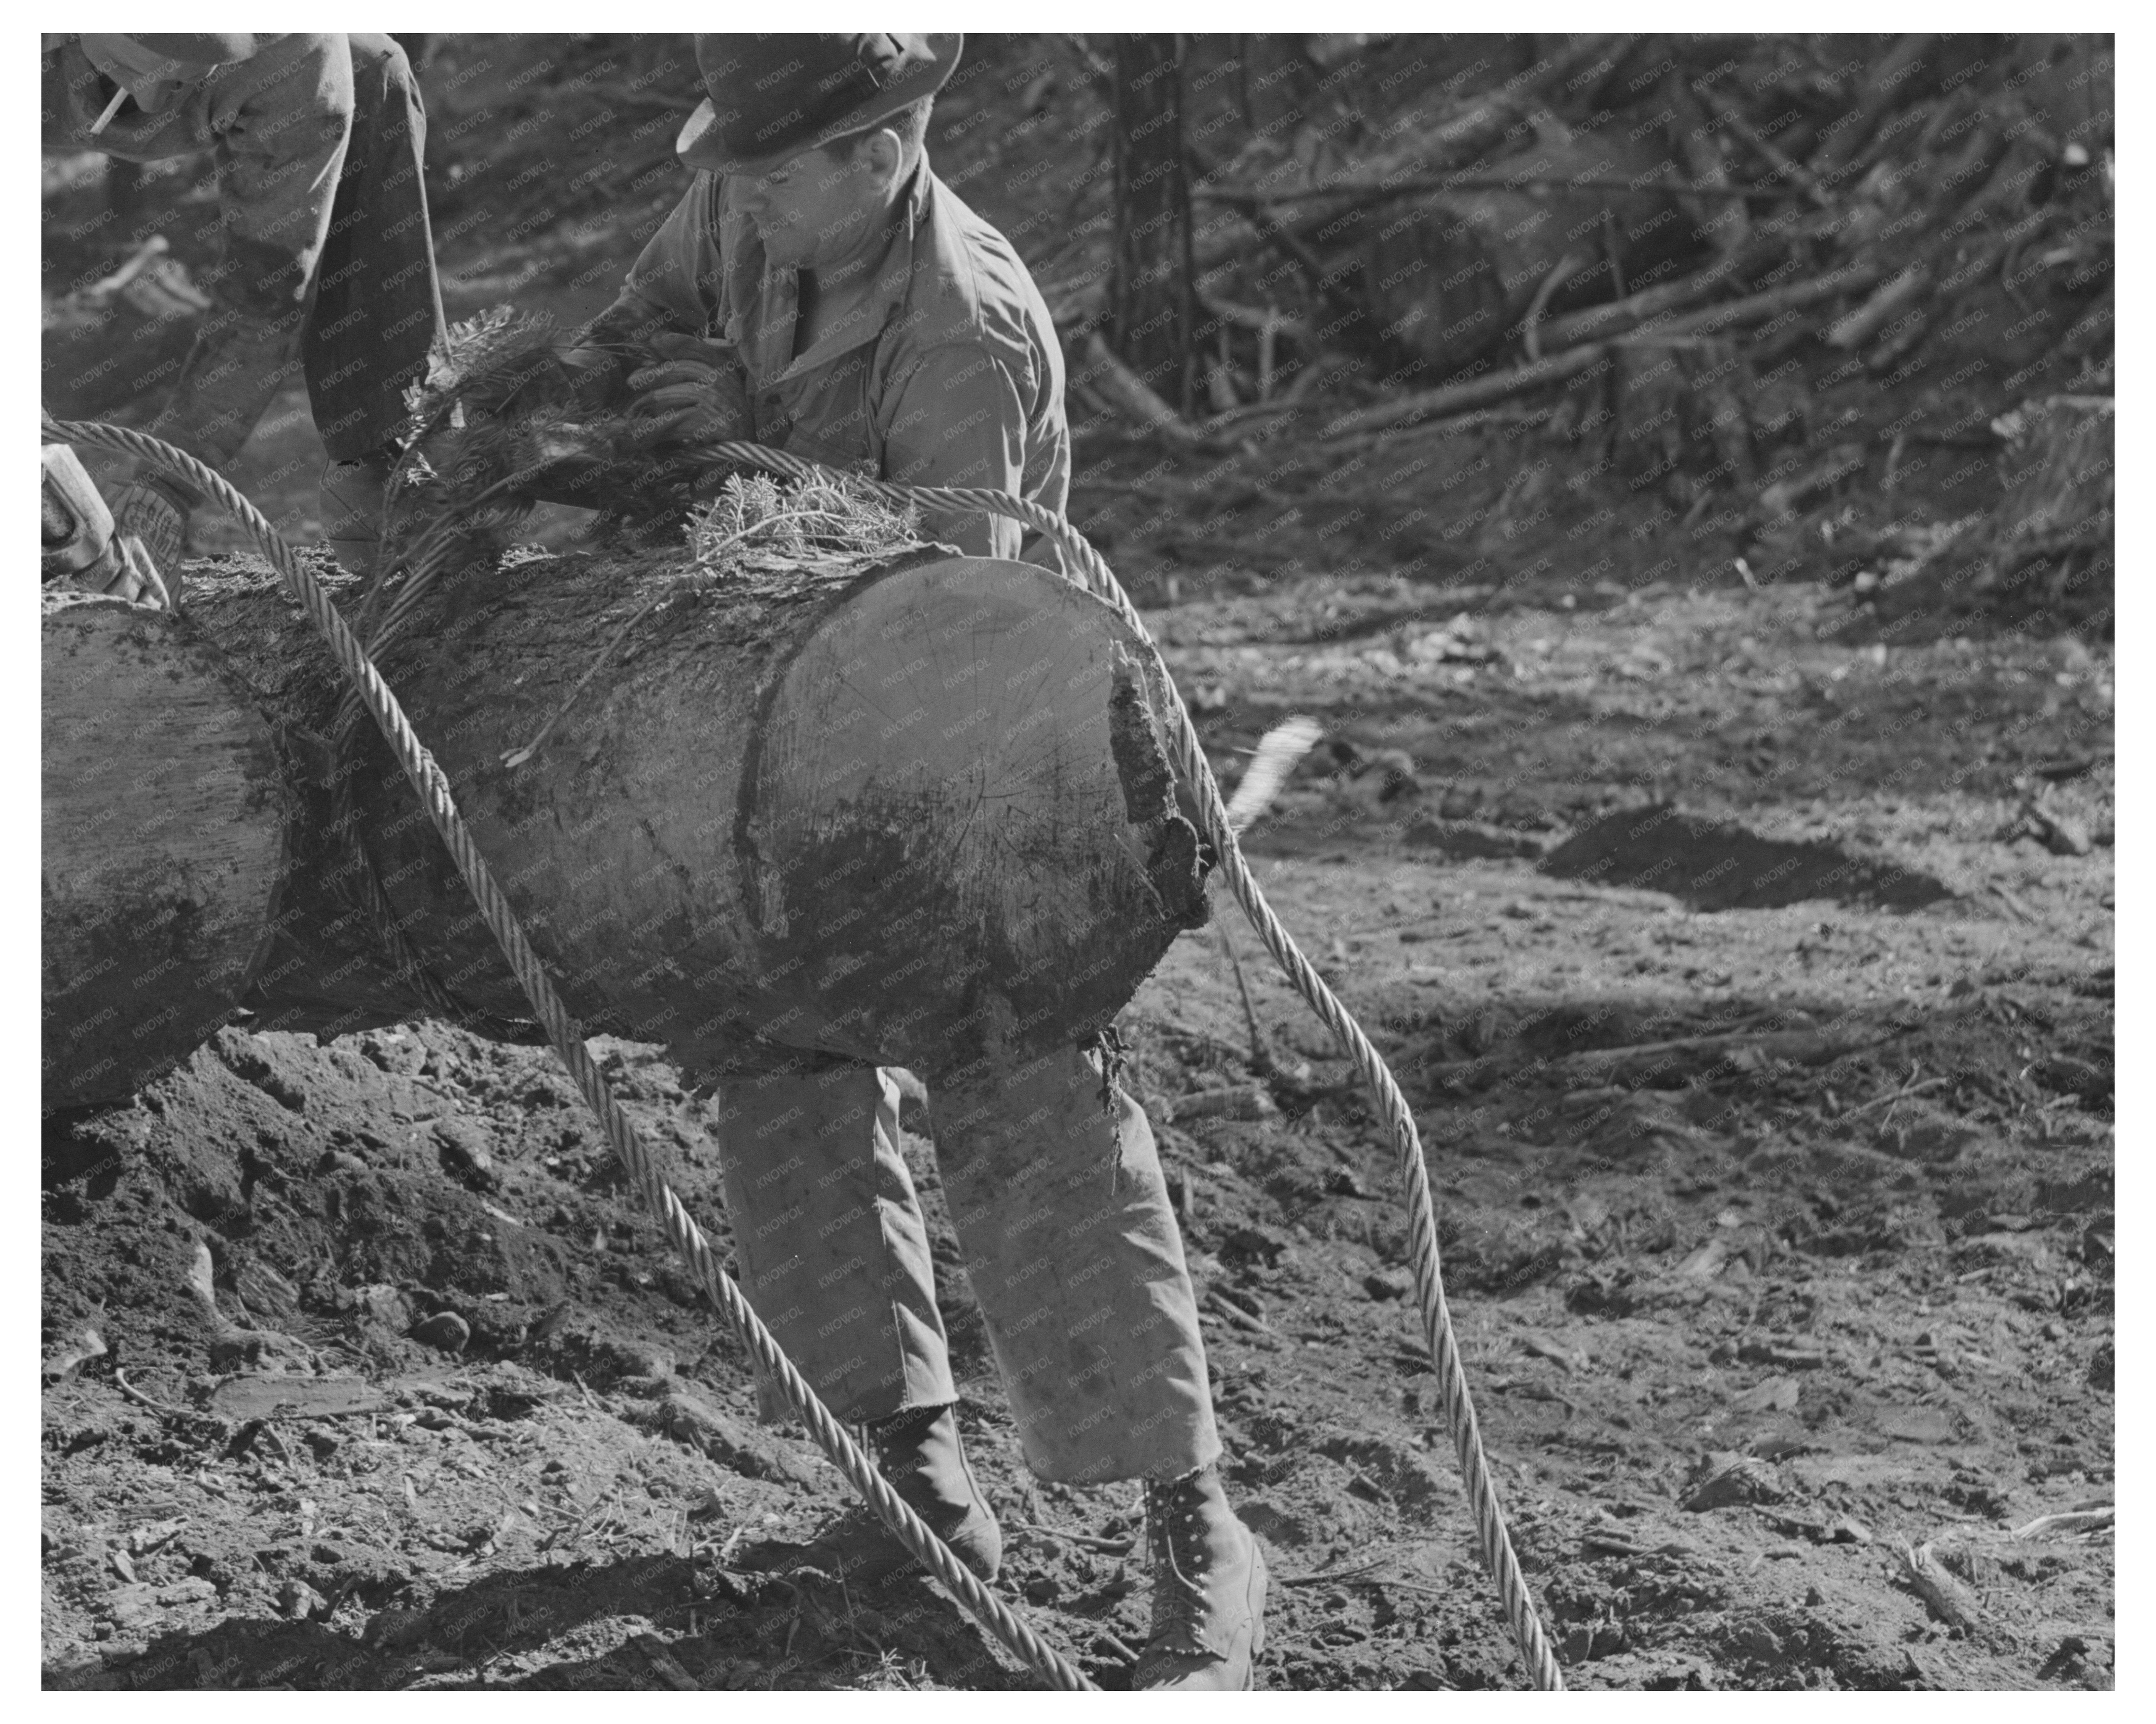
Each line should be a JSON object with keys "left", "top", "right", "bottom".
{"left": 40, "top": 563, "right": 2114, "bottom": 1690}
{"left": 42, "top": 35, "right": 2113, "bottom": 1694}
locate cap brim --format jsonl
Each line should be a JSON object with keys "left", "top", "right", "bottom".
{"left": 676, "top": 37, "right": 958, "bottom": 177}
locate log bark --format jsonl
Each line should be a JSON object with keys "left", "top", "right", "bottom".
{"left": 43, "top": 591, "right": 290, "bottom": 1107}
{"left": 44, "top": 545, "right": 1209, "bottom": 1101}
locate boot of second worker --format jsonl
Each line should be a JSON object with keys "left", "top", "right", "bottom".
{"left": 1134, "top": 1465, "right": 1267, "bottom": 1690}
{"left": 783, "top": 1402, "right": 1003, "bottom": 1585}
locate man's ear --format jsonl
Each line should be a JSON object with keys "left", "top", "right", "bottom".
{"left": 861, "top": 126, "right": 905, "bottom": 191}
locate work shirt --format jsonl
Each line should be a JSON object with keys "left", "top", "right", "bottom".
{"left": 42, "top": 35, "right": 350, "bottom": 324}
{"left": 590, "top": 162, "right": 1070, "bottom": 565}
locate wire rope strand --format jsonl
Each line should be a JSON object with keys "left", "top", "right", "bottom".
{"left": 42, "top": 415, "right": 1094, "bottom": 1693}
{"left": 694, "top": 439, "right": 1566, "bottom": 1691}
{"left": 46, "top": 414, "right": 1561, "bottom": 1691}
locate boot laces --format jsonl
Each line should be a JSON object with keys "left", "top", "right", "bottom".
{"left": 1144, "top": 1474, "right": 1213, "bottom": 1640}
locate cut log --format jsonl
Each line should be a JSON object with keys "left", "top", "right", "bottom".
{"left": 44, "top": 545, "right": 1208, "bottom": 1100}
{"left": 42, "top": 591, "right": 290, "bottom": 1108}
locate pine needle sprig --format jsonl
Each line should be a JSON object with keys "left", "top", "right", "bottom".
{"left": 500, "top": 473, "right": 926, "bottom": 770}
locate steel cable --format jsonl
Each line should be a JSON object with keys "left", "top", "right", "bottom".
{"left": 43, "top": 415, "right": 1093, "bottom": 1692}
{"left": 692, "top": 440, "right": 1567, "bottom": 1692}
{"left": 47, "top": 415, "right": 1562, "bottom": 1690}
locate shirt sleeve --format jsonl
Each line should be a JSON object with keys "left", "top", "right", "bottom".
{"left": 877, "top": 342, "right": 1030, "bottom": 561}
{"left": 573, "top": 177, "right": 724, "bottom": 404}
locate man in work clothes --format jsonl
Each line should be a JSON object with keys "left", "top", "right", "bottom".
{"left": 41, "top": 33, "right": 446, "bottom": 577}
{"left": 570, "top": 35, "right": 1265, "bottom": 1690}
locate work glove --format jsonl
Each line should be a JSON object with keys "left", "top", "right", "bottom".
{"left": 626, "top": 332, "right": 754, "bottom": 448}
{"left": 98, "top": 536, "right": 175, "bottom": 611}
{"left": 108, "top": 473, "right": 190, "bottom": 585}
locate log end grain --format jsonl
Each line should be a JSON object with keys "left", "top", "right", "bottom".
{"left": 742, "top": 555, "right": 1208, "bottom": 1073}
{"left": 43, "top": 595, "right": 288, "bottom": 1107}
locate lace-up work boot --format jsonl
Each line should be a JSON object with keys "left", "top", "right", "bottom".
{"left": 783, "top": 1402, "right": 1002, "bottom": 1585}
{"left": 1134, "top": 1464, "right": 1267, "bottom": 1690}
{"left": 319, "top": 455, "right": 391, "bottom": 577}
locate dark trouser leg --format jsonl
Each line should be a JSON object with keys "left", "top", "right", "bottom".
{"left": 303, "top": 33, "right": 445, "bottom": 461}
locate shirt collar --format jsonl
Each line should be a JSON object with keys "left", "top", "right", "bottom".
{"left": 769, "top": 164, "right": 933, "bottom": 383}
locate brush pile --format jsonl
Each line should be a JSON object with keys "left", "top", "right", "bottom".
{"left": 1029, "top": 33, "right": 2113, "bottom": 625}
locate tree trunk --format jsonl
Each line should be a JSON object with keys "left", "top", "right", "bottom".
{"left": 43, "top": 548, "right": 1210, "bottom": 1105}
{"left": 1110, "top": 34, "right": 1196, "bottom": 414}
{"left": 43, "top": 592, "right": 291, "bottom": 1108}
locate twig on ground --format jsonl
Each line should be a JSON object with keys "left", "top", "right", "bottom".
{"left": 2009, "top": 1507, "right": 2113, "bottom": 1539}
{"left": 1846, "top": 1073, "right": 1948, "bottom": 1119}
{"left": 1216, "top": 924, "right": 1275, "bottom": 1077}
{"left": 1896, "top": 1539, "right": 1984, "bottom": 1633}
{"left": 1010, "top": 1522, "right": 1137, "bottom": 1555}
{"left": 113, "top": 1369, "right": 197, "bottom": 1421}
{"left": 1281, "top": 1551, "right": 1400, "bottom": 1586}
{"left": 1094, "top": 1630, "right": 1141, "bottom": 1665}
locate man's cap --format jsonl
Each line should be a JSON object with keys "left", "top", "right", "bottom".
{"left": 676, "top": 34, "right": 960, "bottom": 177}
{"left": 125, "top": 34, "right": 262, "bottom": 71}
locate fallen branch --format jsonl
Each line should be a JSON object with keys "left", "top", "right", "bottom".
{"left": 1010, "top": 1521, "right": 1137, "bottom": 1555}
{"left": 1896, "top": 1539, "right": 1984, "bottom": 1633}
{"left": 1169, "top": 1084, "right": 1278, "bottom": 1123}
{"left": 1194, "top": 171, "right": 1783, "bottom": 210}
{"left": 1531, "top": 243, "right": 1765, "bottom": 350}
{"left": 2009, "top": 1507, "right": 2113, "bottom": 1540}
{"left": 1314, "top": 259, "right": 1883, "bottom": 443}
{"left": 1811, "top": 35, "right": 1942, "bottom": 185}
{"left": 1628, "top": 260, "right": 1886, "bottom": 345}
{"left": 1697, "top": 85, "right": 1832, "bottom": 207}
{"left": 1217, "top": 924, "right": 1275, "bottom": 1077}
{"left": 1754, "top": 442, "right": 1869, "bottom": 522}
{"left": 1203, "top": 1290, "right": 1273, "bottom": 1335}
{"left": 1079, "top": 332, "right": 1220, "bottom": 451}
{"left": 1316, "top": 343, "right": 1611, "bottom": 441}
{"left": 1842, "top": 1075, "right": 1949, "bottom": 1119}
{"left": 1521, "top": 246, "right": 1596, "bottom": 361}
{"left": 1281, "top": 1551, "right": 1401, "bottom": 1587}
{"left": 113, "top": 1368, "right": 200, "bottom": 1422}
{"left": 1828, "top": 264, "right": 1933, "bottom": 350}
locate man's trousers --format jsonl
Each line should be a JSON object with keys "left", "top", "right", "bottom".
{"left": 302, "top": 33, "right": 446, "bottom": 462}
{"left": 712, "top": 1044, "right": 1220, "bottom": 1485}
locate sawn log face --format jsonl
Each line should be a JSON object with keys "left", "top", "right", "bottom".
{"left": 42, "top": 593, "right": 290, "bottom": 1108}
